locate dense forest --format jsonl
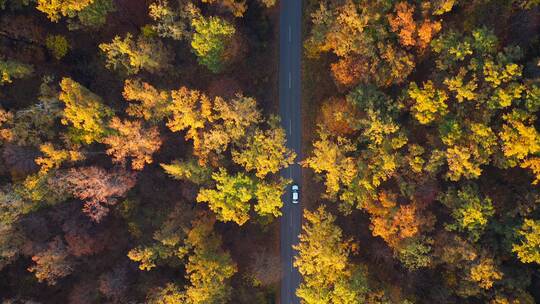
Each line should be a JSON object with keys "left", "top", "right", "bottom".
{"left": 0, "top": 0, "right": 286, "bottom": 303}
{"left": 299, "top": 0, "right": 540, "bottom": 303}
{"left": 1, "top": 0, "right": 540, "bottom": 303}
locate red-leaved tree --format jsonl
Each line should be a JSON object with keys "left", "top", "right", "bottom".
{"left": 27, "top": 237, "right": 74, "bottom": 285}
{"left": 51, "top": 167, "right": 137, "bottom": 222}
{"left": 62, "top": 214, "right": 110, "bottom": 256}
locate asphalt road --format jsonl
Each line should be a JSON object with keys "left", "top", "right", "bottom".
{"left": 279, "top": 0, "right": 302, "bottom": 303}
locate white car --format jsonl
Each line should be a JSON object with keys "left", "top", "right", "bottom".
{"left": 292, "top": 184, "right": 299, "bottom": 204}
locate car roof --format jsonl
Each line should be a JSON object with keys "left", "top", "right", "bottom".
{"left": 292, "top": 185, "right": 299, "bottom": 189}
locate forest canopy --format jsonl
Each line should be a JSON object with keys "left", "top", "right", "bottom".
{"left": 1, "top": 0, "right": 540, "bottom": 303}
{"left": 0, "top": 0, "right": 283, "bottom": 302}
{"left": 300, "top": 0, "right": 540, "bottom": 303}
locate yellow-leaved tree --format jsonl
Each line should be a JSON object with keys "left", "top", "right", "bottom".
{"left": 122, "top": 79, "right": 171, "bottom": 122}
{"left": 143, "top": 214, "right": 237, "bottom": 304}
{"left": 36, "top": 0, "right": 94, "bottom": 22}
{"left": 180, "top": 215, "right": 237, "bottom": 304}
{"left": 302, "top": 128, "right": 357, "bottom": 198}
{"left": 294, "top": 206, "right": 370, "bottom": 303}
{"left": 232, "top": 117, "right": 295, "bottom": 178}
{"left": 59, "top": 78, "right": 113, "bottom": 144}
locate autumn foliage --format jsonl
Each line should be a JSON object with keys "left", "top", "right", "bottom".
{"left": 387, "top": 2, "right": 442, "bottom": 50}
{"left": 103, "top": 118, "right": 162, "bottom": 170}
{"left": 2, "top": 0, "right": 540, "bottom": 302}
{"left": 27, "top": 237, "right": 74, "bottom": 285}
{"left": 50, "top": 167, "right": 137, "bottom": 222}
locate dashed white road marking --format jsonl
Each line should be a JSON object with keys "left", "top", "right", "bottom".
{"left": 289, "top": 26, "right": 291, "bottom": 42}
{"left": 288, "top": 72, "right": 292, "bottom": 88}
{"left": 289, "top": 119, "right": 292, "bottom": 135}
